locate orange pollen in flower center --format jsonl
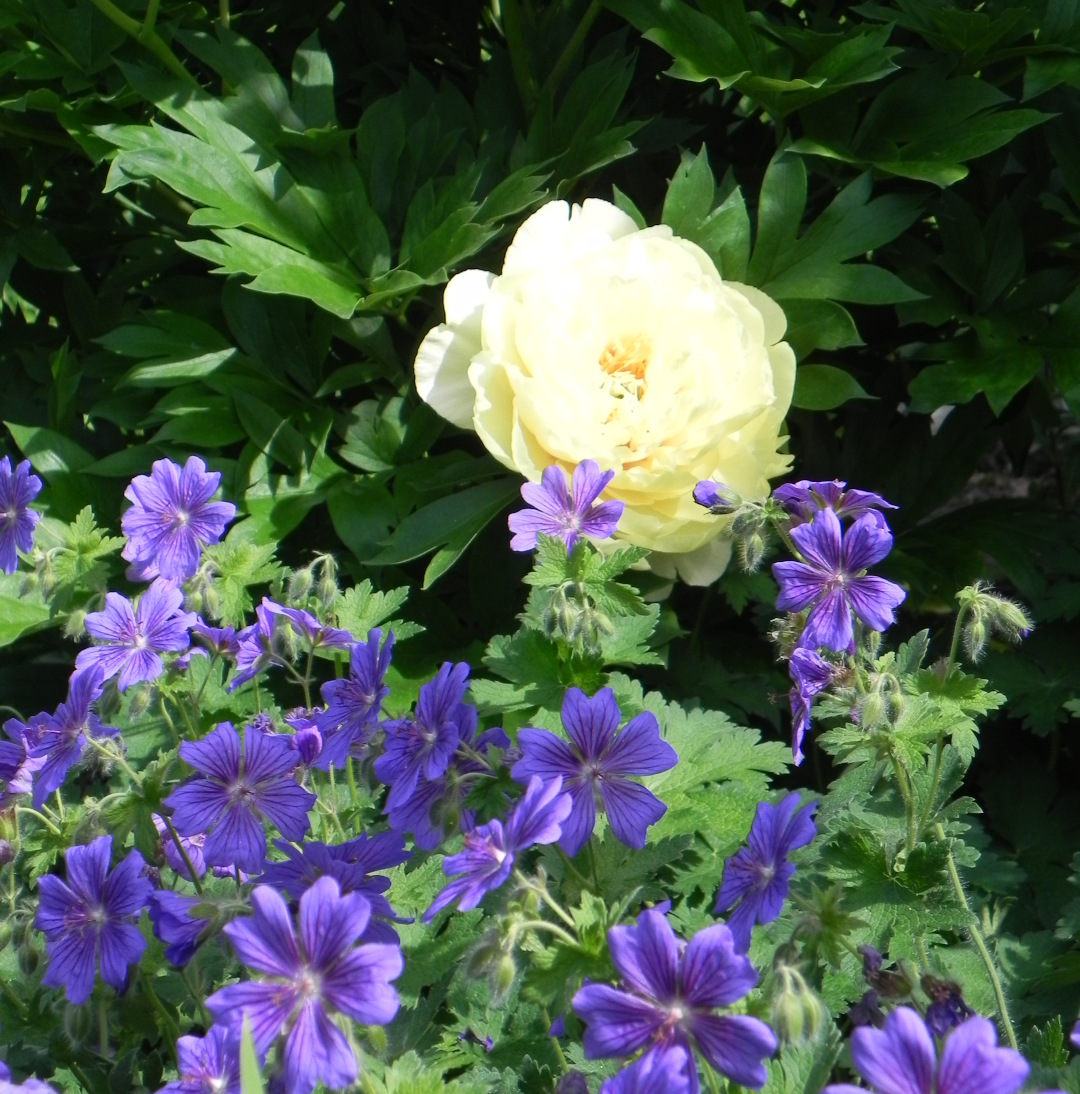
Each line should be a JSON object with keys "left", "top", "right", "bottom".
{"left": 599, "top": 333, "right": 652, "bottom": 383}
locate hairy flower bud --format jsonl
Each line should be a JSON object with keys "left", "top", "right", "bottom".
{"left": 494, "top": 953, "right": 516, "bottom": 998}
{"left": 287, "top": 566, "right": 314, "bottom": 603}
{"left": 962, "top": 619, "right": 988, "bottom": 663}
{"left": 0, "top": 839, "right": 15, "bottom": 867}
{"left": 739, "top": 531, "right": 767, "bottom": 572}
{"left": 62, "top": 608, "right": 87, "bottom": 640}
{"left": 770, "top": 964, "right": 828, "bottom": 1042}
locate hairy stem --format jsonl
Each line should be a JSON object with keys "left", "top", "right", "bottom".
{"left": 934, "top": 822, "right": 1017, "bottom": 1048}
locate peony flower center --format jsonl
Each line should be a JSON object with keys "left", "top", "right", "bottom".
{"left": 599, "top": 333, "right": 651, "bottom": 398}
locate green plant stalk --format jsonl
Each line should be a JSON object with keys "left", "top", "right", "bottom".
{"left": 946, "top": 602, "right": 972, "bottom": 673}
{"left": 500, "top": 0, "right": 538, "bottom": 114}
{"left": 542, "top": 0, "right": 601, "bottom": 98}
{"left": 513, "top": 870, "right": 578, "bottom": 932}
{"left": 162, "top": 814, "right": 204, "bottom": 895}
{"left": 141, "top": 970, "right": 181, "bottom": 1063}
{"left": 917, "top": 735, "right": 946, "bottom": 838}
{"left": 86, "top": 0, "right": 198, "bottom": 86}
{"left": 889, "top": 751, "right": 918, "bottom": 854}
{"left": 934, "top": 822, "right": 1017, "bottom": 1049}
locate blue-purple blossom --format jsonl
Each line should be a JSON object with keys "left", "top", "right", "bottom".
{"left": 713, "top": 793, "right": 817, "bottom": 953}
{"left": 572, "top": 908, "right": 776, "bottom": 1093}
{"left": 149, "top": 890, "right": 207, "bottom": 966}
{"left": 0, "top": 715, "right": 46, "bottom": 809}
{"left": 0, "top": 457, "right": 42, "bottom": 574}
{"left": 153, "top": 814, "right": 207, "bottom": 880}
{"left": 773, "top": 479, "right": 896, "bottom": 528}
{"left": 773, "top": 508, "right": 906, "bottom": 652}
{"left": 385, "top": 726, "right": 510, "bottom": 850}
{"left": 508, "top": 460, "right": 624, "bottom": 553}
{"left": 75, "top": 579, "right": 196, "bottom": 690}
{"left": 375, "top": 662, "right": 475, "bottom": 812}
{"left": 423, "top": 776, "right": 572, "bottom": 921}
{"left": 788, "top": 649, "right": 833, "bottom": 766}
{"left": 823, "top": 1009, "right": 1029, "bottom": 1094}
{"left": 259, "top": 833, "right": 411, "bottom": 943}
{"left": 315, "top": 629, "right": 393, "bottom": 769}
{"left": 602, "top": 1046, "right": 692, "bottom": 1094}
{"left": 160, "top": 1027, "right": 241, "bottom": 1094}
{"left": 121, "top": 456, "right": 236, "bottom": 582}
{"left": 228, "top": 601, "right": 278, "bottom": 692}
{"left": 206, "top": 877, "right": 402, "bottom": 1094}
{"left": 0, "top": 1062, "right": 60, "bottom": 1094}
{"left": 263, "top": 601, "right": 352, "bottom": 651}
{"left": 25, "top": 667, "right": 119, "bottom": 808}
{"left": 163, "top": 722, "right": 316, "bottom": 874}
{"left": 1071, "top": 1020, "right": 1079, "bottom": 1051}
{"left": 34, "top": 834, "right": 153, "bottom": 1004}
{"left": 511, "top": 687, "right": 677, "bottom": 856}
{"left": 692, "top": 481, "right": 739, "bottom": 515}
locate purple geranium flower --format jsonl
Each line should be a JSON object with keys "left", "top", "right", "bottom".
{"left": 508, "top": 461, "right": 624, "bottom": 553}
{"left": 773, "top": 479, "right": 897, "bottom": 528}
{"left": 713, "top": 793, "right": 817, "bottom": 953}
{"left": 75, "top": 579, "right": 196, "bottom": 690}
{"left": 511, "top": 687, "right": 677, "bottom": 856}
{"left": 263, "top": 601, "right": 352, "bottom": 652}
{"left": 423, "top": 776, "right": 572, "bottom": 921}
{"left": 26, "top": 667, "right": 119, "bottom": 808}
{"left": 375, "top": 662, "right": 475, "bottom": 811}
{"left": 773, "top": 508, "right": 906, "bottom": 652}
{"left": 0, "top": 1064, "right": 60, "bottom": 1094}
{"left": 163, "top": 722, "right": 316, "bottom": 874}
{"left": 1071, "top": 1020, "right": 1079, "bottom": 1051}
{"left": 160, "top": 1027, "right": 241, "bottom": 1094}
{"left": 788, "top": 649, "right": 833, "bottom": 766}
{"left": 385, "top": 724, "right": 511, "bottom": 850}
{"left": 602, "top": 1046, "right": 692, "bottom": 1094}
{"left": 206, "top": 877, "right": 402, "bottom": 1094}
{"left": 0, "top": 715, "right": 47, "bottom": 809}
{"left": 121, "top": 456, "right": 236, "bottom": 582}
{"left": 259, "top": 833, "right": 411, "bottom": 944}
{"left": 34, "top": 834, "right": 153, "bottom": 1004}
{"left": 0, "top": 457, "right": 42, "bottom": 574}
{"left": 228, "top": 601, "right": 279, "bottom": 692}
{"left": 692, "top": 481, "right": 739, "bottom": 515}
{"left": 823, "top": 1009, "right": 1029, "bottom": 1094}
{"left": 573, "top": 908, "right": 777, "bottom": 1092}
{"left": 149, "top": 890, "right": 208, "bottom": 966}
{"left": 315, "top": 629, "right": 393, "bottom": 769}
{"left": 153, "top": 813, "right": 207, "bottom": 880}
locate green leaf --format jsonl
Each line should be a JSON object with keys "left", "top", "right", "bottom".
{"left": 0, "top": 574, "right": 53, "bottom": 648}
{"left": 5, "top": 421, "right": 94, "bottom": 478}
{"left": 239, "top": 1018, "right": 265, "bottom": 1094}
{"left": 367, "top": 478, "right": 520, "bottom": 566}
{"left": 792, "top": 364, "right": 873, "bottom": 410}
{"left": 782, "top": 299, "right": 863, "bottom": 358}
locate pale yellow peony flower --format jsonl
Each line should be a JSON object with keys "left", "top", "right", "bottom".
{"left": 413, "top": 198, "right": 796, "bottom": 586}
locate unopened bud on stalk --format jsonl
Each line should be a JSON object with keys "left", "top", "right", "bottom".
{"left": 962, "top": 619, "right": 988, "bottom": 663}
{"left": 128, "top": 684, "right": 151, "bottom": 719}
{"left": 0, "top": 839, "right": 12, "bottom": 867}
{"left": 860, "top": 691, "right": 885, "bottom": 729}
{"left": 739, "top": 531, "right": 767, "bottom": 572}
{"left": 494, "top": 953, "right": 516, "bottom": 998}
{"left": 63, "top": 1000, "right": 92, "bottom": 1047}
{"left": 62, "top": 609, "right": 87, "bottom": 640}
{"left": 17, "top": 940, "right": 39, "bottom": 976}
{"left": 770, "top": 964, "right": 828, "bottom": 1042}
{"left": 0, "top": 923, "right": 11, "bottom": 951}
{"left": 315, "top": 556, "right": 339, "bottom": 608}
{"left": 287, "top": 566, "right": 314, "bottom": 603}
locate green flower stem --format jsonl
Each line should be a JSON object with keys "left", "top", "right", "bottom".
{"left": 889, "top": 752, "right": 918, "bottom": 854}
{"left": 946, "top": 602, "right": 972, "bottom": 674}
{"left": 934, "top": 821, "right": 1017, "bottom": 1049}
{"left": 142, "top": 0, "right": 160, "bottom": 34}
{"left": 180, "top": 965, "right": 212, "bottom": 1026}
{"left": 501, "top": 0, "right": 537, "bottom": 113}
{"left": 219, "top": 0, "right": 230, "bottom": 28}
{"left": 346, "top": 759, "right": 360, "bottom": 810}
{"left": 556, "top": 846, "right": 595, "bottom": 893}
{"left": 86, "top": 0, "right": 198, "bottom": 86}
{"left": 541, "top": 1005, "right": 570, "bottom": 1073}
{"left": 192, "top": 651, "right": 220, "bottom": 710}
{"left": 514, "top": 919, "right": 582, "bottom": 950}
{"left": 0, "top": 977, "right": 25, "bottom": 1016}
{"left": 16, "top": 806, "right": 61, "bottom": 837}
{"left": 54, "top": 789, "right": 65, "bottom": 822}
{"left": 159, "top": 698, "right": 181, "bottom": 748}
{"left": 141, "top": 970, "right": 181, "bottom": 1063}
{"left": 98, "top": 999, "right": 109, "bottom": 1056}
{"left": 162, "top": 814, "right": 204, "bottom": 896}
{"left": 917, "top": 735, "right": 946, "bottom": 839}
{"left": 513, "top": 870, "right": 578, "bottom": 932}
{"left": 541, "top": 0, "right": 601, "bottom": 98}
{"left": 770, "top": 515, "right": 801, "bottom": 561}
